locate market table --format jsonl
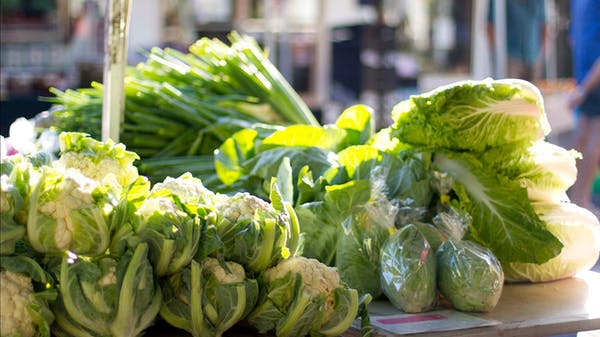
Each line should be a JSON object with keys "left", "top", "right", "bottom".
{"left": 145, "top": 270, "right": 600, "bottom": 337}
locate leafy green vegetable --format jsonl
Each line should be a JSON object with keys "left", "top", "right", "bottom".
{"left": 504, "top": 202, "right": 600, "bottom": 282}
{"left": 432, "top": 152, "right": 562, "bottom": 264}
{"left": 391, "top": 78, "right": 550, "bottom": 152}
{"left": 380, "top": 224, "right": 437, "bottom": 313}
{"left": 52, "top": 243, "right": 162, "bottom": 337}
{"left": 247, "top": 256, "right": 359, "bottom": 337}
{"left": 436, "top": 239, "right": 504, "bottom": 312}
{"left": 160, "top": 258, "right": 259, "bottom": 337}
{"left": 479, "top": 141, "right": 580, "bottom": 203}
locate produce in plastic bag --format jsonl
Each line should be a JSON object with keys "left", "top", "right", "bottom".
{"left": 380, "top": 224, "right": 437, "bottom": 313}
{"left": 436, "top": 239, "right": 504, "bottom": 312}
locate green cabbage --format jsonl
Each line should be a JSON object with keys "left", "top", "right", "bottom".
{"left": 504, "top": 202, "right": 600, "bottom": 282}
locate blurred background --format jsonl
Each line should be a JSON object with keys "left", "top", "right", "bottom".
{"left": 0, "top": 0, "right": 575, "bottom": 135}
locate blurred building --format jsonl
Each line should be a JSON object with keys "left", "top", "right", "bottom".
{"left": 1, "top": 0, "right": 574, "bottom": 135}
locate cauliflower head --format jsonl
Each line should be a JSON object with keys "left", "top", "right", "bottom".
{"left": 28, "top": 167, "right": 110, "bottom": 255}
{"left": 213, "top": 192, "right": 275, "bottom": 223}
{"left": 202, "top": 257, "right": 246, "bottom": 284}
{"left": 54, "top": 132, "right": 139, "bottom": 188}
{"left": 0, "top": 270, "right": 36, "bottom": 337}
{"left": 265, "top": 256, "right": 342, "bottom": 315}
{"left": 151, "top": 173, "right": 215, "bottom": 206}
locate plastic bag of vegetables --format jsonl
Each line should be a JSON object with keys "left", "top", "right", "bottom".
{"left": 247, "top": 256, "right": 360, "bottom": 337}
{"left": 380, "top": 224, "right": 437, "bottom": 313}
{"left": 51, "top": 243, "right": 162, "bottom": 337}
{"left": 436, "top": 239, "right": 504, "bottom": 312}
{"left": 159, "top": 257, "right": 259, "bottom": 337}
{"left": 0, "top": 255, "right": 56, "bottom": 337}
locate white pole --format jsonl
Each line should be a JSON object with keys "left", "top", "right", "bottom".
{"left": 102, "top": 0, "right": 132, "bottom": 143}
{"left": 493, "top": 0, "right": 507, "bottom": 78}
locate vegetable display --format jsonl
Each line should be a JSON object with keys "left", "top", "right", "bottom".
{"left": 3, "top": 32, "right": 600, "bottom": 335}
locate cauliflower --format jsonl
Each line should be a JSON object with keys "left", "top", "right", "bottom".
{"left": 265, "top": 256, "right": 341, "bottom": 296}
{"left": 265, "top": 256, "right": 342, "bottom": 313}
{"left": 27, "top": 166, "right": 111, "bottom": 255}
{"left": 36, "top": 168, "right": 97, "bottom": 251}
{"left": 0, "top": 270, "right": 36, "bottom": 337}
{"left": 151, "top": 173, "right": 215, "bottom": 206}
{"left": 53, "top": 132, "right": 139, "bottom": 188}
{"left": 213, "top": 192, "right": 275, "bottom": 223}
{"left": 248, "top": 256, "right": 360, "bottom": 337}
{"left": 202, "top": 257, "right": 245, "bottom": 284}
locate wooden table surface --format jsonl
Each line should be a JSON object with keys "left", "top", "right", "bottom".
{"left": 145, "top": 271, "right": 600, "bottom": 337}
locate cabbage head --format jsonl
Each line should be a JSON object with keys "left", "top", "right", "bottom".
{"left": 504, "top": 202, "right": 600, "bottom": 282}
{"left": 391, "top": 78, "right": 550, "bottom": 152}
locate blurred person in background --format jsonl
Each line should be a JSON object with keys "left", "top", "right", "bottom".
{"left": 487, "top": 0, "right": 549, "bottom": 81}
{"left": 568, "top": 0, "right": 600, "bottom": 217}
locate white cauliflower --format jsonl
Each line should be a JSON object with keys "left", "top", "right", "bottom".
{"left": 54, "top": 132, "right": 139, "bottom": 188}
{"left": 213, "top": 192, "right": 274, "bottom": 223}
{"left": 202, "top": 257, "right": 246, "bottom": 284}
{"left": 151, "top": 173, "right": 215, "bottom": 206}
{"left": 0, "top": 270, "right": 36, "bottom": 337}
{"left": 37, "top": 168, "right": 97, "bottom": 251}
{"left": 265, "top": 256, "right": 342, "bottom": 313}
{"left": 28, "top": 166, "right": 110, "bottom": 255}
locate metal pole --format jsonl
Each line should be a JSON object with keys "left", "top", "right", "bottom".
{"left": 102, "top": 0, "right": 132, "bottom": 142}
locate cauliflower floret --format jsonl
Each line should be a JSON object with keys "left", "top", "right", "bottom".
{"left": 213, "top": 192, "right": 274, "bottom": 222}
{"left": 202, "top": 257, "right": 246, "bottom": 284}
{"left": 0, "top": 270, "right": 36, "bottom": 337}
{"left": 37, "top": 168, "right": 98, "bottom": 250}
